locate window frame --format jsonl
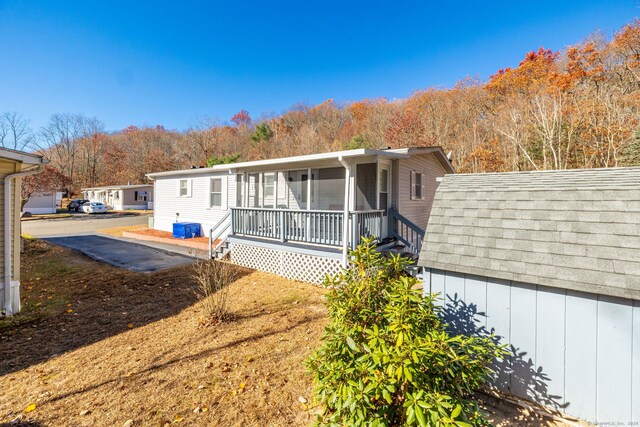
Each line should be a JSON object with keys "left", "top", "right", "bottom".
{"left": 410, "top": 171, "right": 425, "bottom": 201}
{"left": 178, "top": 179, "right": 190, "bottom": 197}
{"left": 209, "top": 177, "right": 223, "bottom": 208}
{"left": 134, "top": 190, "right": 147, "bottom": 202}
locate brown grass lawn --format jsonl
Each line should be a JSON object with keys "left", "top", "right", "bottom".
{"left": 0, "top": 241, "right": 569, "bottom": 427}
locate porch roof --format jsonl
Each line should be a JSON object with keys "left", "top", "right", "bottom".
{"left": 146, "top": 146, "right": 453, "bottom": 178}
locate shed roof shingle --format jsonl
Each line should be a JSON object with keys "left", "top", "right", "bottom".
{"left": 418, "top": 167, "right": 640, "bottom": 300}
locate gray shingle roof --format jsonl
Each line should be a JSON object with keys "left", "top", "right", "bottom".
{"left": 418, "top": 167, "right": 640, "bottom": 300}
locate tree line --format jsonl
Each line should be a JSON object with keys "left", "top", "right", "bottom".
{"left": 4, "top": 19, "right": 640, "bottom": 195}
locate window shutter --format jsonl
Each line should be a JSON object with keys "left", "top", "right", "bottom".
{"left": 420, "top": 174, "right": 425, "bottom": 200}
{"left": 134, "top": 191, "right": 138, "bottom": 201}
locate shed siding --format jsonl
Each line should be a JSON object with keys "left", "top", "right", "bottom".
{"left": 397, "top": 153, "right": 446, "bottom": 230}
{"left": 22, "top": 192, "right": 56, "bottom": 214}
{"left": 423, "top": 268, "right": 639, "bottom": 425}
{"left": 153, "top": 172, "right": 235, "bottom": 235}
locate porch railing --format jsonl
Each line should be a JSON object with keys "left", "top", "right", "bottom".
{"left": 389, "top": 208, "right": 425, "bottom": 257}
{"left": 230, "top": 207, "right": 383, "bottom": 248}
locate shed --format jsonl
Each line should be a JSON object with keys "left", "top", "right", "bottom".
{"left": 22, "top": 191, "right": 61, "bottom": 214}
{"left": 417, "top": 167, "right": 640, "bottom": 425}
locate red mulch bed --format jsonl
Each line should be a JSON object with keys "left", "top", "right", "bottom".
{"left": 131, "top": 228, "right": 211, "bottom": 244}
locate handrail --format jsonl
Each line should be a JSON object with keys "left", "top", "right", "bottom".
{"left": 389, "top": 208, "right": 425, "bottom": 257}
{"left": 208, "top": 211, "right": 231, "bottom": 258}
{"left": 390, "top": 208, "right": 423, "bottom": 235}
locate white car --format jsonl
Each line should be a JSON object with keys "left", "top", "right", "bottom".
{"left": 81, "top": 202, "right": 108, "bottom": 214}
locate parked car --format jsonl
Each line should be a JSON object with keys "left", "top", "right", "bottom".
{"left": 81, "top": 202, "right": 108, "bottom": 214}
{"left": 67, "top": 199, "right": 90, "bottom": 212}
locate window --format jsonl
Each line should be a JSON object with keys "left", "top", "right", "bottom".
{"left": 236, "top": 174, "right": 244, "bottom": 207}
{"left": 135, "top": 191, "right": 147, "bottom": 202}
{"left": 379, "top": 168, "right": 389, "bottom": 214}
{"left": 179, "top": 179, "right": 189, "bottom": 197}
{"left": 263, "top": 173, "right": 275, "bottom": 198}
{"left": 210, "top": 178, "right": 222, "bottom": 207}
{"left": 411, "top": 171, "right": 424, "bottom": 200}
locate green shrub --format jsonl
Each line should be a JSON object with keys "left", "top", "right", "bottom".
{"left": 307, "top": 239, "right": 506, "bottom": 427}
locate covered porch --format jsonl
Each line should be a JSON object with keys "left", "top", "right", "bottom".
{"left": 228, "top": 155, "right": 394, "bottom": 265}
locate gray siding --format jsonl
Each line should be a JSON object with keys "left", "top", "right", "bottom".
{"left": 424, "top": 268, "right": 640, "bottom": 424}
{"left": 397, "top": 153, "right": 446, "bottom": 231}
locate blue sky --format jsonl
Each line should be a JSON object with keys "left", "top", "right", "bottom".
{"left": 0, "top": 1, "right": 638, "bottom": 132}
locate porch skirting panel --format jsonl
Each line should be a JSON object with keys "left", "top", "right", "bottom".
{"left": 229, "top": 240, "right": 342, "bottom": 284}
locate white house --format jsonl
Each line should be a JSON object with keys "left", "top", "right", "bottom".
{"left": 22, "top": 191, "right": 63, "bottom": 214}
{"left": 147, "top": 147, "right": 454, "bottom": 283}
{"left": 82, "top": 184, "right": 154, "bottom": 210}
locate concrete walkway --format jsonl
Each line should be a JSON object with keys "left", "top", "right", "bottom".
{"left": 45, "top": 235, "right": 195, "bottom": 273}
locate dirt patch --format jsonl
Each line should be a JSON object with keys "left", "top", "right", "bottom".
{"left": 0, "top": 240, "right": 572, "bottom": 426}
{"left": 122, "top": 228, "right": 215, "bottom": 252}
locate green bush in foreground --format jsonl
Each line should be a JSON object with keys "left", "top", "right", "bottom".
{"left": 307, "top": 239, "right": 506, "bottom": 427}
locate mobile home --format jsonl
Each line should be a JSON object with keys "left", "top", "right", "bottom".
{"left": 148, "top": 147, "right": 454, "bottom": 283}
{"left": 83, "top": 184, "right": 154, "bottom": 211}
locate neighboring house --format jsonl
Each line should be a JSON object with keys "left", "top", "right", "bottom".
{"left": 417, "top": 167, "right": 640, "bottom": 425}
{"left": 0, "top": 148, "right": 47, "bottom": 316}
{"left": 22, "top": 191, "right": 63, "bottom": 214}
{"left": 148, "top": 147, "right": 454, "bottom": 283}
{"left": 83, "top": 185, "right": 154, "bottom": 210}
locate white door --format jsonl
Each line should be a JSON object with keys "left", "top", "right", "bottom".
{"left": 379, "top": 164, "right": 391, "bottom": 236}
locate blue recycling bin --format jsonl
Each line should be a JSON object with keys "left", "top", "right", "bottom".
{"left": 173, "top": 222, "right": 201, "bottom": 239}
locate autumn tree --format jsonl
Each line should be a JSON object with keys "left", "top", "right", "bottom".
{"left": 21, "top": 166, "right": 71, "bottom": 210}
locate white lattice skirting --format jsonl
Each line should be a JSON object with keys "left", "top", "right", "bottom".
{"left": 230, "top": 242, "right": 343, "bottom": 284}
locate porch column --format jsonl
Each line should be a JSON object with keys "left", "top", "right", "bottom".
{"left": 243, "top": 173, "right": 248, "bottom": 207}
{"left": 306, "top": 168, "right": 311, "bottom": 211}
{"left": 339, "top": 157, "right": 352, "bottom": 268}
{"left": 306, "top": 168, "right": 312, "bottom": 242}
{"left": 273, "top": 171, "right": 278, "bottom": 209}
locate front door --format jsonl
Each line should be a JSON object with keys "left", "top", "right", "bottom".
{"left": 379, "top": 164, "right": 391, "bottom": 236}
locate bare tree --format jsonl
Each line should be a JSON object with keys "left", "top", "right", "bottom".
{"left": 0, "top": 112, "right": 35, "bottom": 151}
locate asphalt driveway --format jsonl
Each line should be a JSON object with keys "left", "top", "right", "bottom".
{"left": 45, "top": 235, "right": 194, "bottom": 273}
{"left": 23, "top": 213, "right": 197, "bottom": 272}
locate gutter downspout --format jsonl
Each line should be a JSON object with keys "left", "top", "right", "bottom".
{"left": 338, "top": 156, "right": 351, "bottom": 268}
{"left": 4, "top": 165, "right": 43, "bottom": 316}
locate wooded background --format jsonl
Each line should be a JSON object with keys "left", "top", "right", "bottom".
{"left": 4, "top": 19, "right": 639, "bottom": 194}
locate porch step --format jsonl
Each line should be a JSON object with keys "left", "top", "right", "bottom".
{"left": 378, "top": 240, "right": 419, "bottom": 264}
{"left": 212, "top": 239, "right": 231, "bottom": 260}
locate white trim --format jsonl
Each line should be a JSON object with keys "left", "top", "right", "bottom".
{"left": 147, "top": 148, "right": 414, "bottom": 178}
{"left": 0, "top": 148, "right": 46, "bottom": 165}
